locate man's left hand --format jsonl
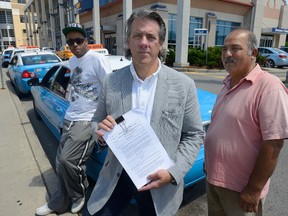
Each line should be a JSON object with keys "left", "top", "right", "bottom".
{"left": 138, "top": 169, "right": 173, "bottom": 191}
{"left": 240, "top": 187, "right": 261, "bottom": 213}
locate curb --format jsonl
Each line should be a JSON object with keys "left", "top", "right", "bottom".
{"left": 4, "top": 73, "right": 58, "bottom": 197}
{"left": 3, "top": 72, "right": 76, "bottom": 215}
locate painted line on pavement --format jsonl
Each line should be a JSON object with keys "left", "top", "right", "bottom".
{"left": 184, "top": 71, "right": 225, "bottom": 79}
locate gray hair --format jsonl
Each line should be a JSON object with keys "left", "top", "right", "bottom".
{"left": 246, "top": 31, "right": 258, "bottom": 54}
{"left": 124, "top": 9, "right": 167, "bottom": 61}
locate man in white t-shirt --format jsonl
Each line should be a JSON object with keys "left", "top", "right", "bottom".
{"left": 36, "top": 23, "right": 112, "bottom": 216}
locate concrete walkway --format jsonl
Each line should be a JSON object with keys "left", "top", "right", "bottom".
{"left": 0, "top": 71, "right": 74, "bottom": 216}
{"left": 0, "top": 74, "right": 48, "bottom": 215}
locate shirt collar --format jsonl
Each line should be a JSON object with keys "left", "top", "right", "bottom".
{"left": 223, "top": 64, "right": 264, "bottom": 88}
{"left": 130, "top": 58, "right": 161, "bottom": 82}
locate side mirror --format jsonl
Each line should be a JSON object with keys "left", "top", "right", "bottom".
{"left": 27, "top": 78, "right": 40, "bottom": 86}
{"left": 2, "top": 61, "right": 9, "bottom": 68}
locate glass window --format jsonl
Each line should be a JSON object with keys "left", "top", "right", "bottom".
{"left": 189, "top": 17, "right": 203, "bottom": 47}
{"left": 215, "top": 20, "right": 241, "bottom": 46}
{"left": 260, "top": 35, "right": 273, "bottom": 47}
{"left": 20, "top": 15, "right": 27, "bottom": 23}
{"left": 1, "top": 29, "right": 8, "bottom": 37}
{"left": 0, "top": 11, "right": 6, "bottom": 23}
{"left": 17, "top": 0, "right": 26, "bottom": 3}
{"left": 0, "top": 10, "right": 13, "bottom": 24}
{"left": 8, "top": 29, "right": 15, "bottom": 37}
{"left": 168, "top": 14, "right": 203, "bottom": 47}
{"left": 22, "top": 54, "right": 61, "bottom": 65}
{"left": 168, "top": 14, "right": 177, "bottom": 45}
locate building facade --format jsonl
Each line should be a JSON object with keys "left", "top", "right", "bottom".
{"left": 5, "top": 0, "right": 288, "bottom": 66}
{"left": 0, "top": 0, "right": 40, "bottom": 51}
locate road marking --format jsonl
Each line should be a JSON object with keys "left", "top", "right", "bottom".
{"left": 184, "top": 71, "right": 225, "bottom": 79}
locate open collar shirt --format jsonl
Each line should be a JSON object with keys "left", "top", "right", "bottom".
{"left": 205, "top": 64, "right": 288, "bottom": 198}
{"left": 130, "top": 59, "right": 161, "bottom": 123}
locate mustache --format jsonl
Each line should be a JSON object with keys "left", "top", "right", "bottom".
{"left": 224, "top": 58, "right": 236, "bottom": 64}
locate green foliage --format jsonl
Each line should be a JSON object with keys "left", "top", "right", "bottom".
{"left": 285, "top": 42, "right": 288, "bottom": 47}
{"left": 187, "top": 46, "right": 223, "bottom": 69}
{"left": 165, "top": 46, "right": 269, "bottom": 69}
{"left": 256, "top": 54, "right": 268, "bottom": 66}
{"left": 165, "top": 48, "right": 175, "bottom": 67}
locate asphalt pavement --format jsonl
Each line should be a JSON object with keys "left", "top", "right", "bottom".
{"left": 0, "top": 65, "right": 287, "bottom": 216}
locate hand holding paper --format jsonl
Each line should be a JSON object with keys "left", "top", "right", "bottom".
{"left": 101, "top": 109, "right": 175, "bottom": 189}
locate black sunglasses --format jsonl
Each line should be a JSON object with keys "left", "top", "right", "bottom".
{"left": 66, "top": 38, "right": 85, "bottom": 46}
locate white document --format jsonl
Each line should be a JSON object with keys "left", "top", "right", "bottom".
{"left": 102, "top": 109, "right": 174, "bottom": 189}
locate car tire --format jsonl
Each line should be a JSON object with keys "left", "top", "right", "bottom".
{"left": 33, "top": 98, "right": 42, "bottom": 121}
{"left": 265, "top": 59, "right": 275, "bottom": 68}
{"left": 14, "top": 81, "right": 24, "bottom": 98}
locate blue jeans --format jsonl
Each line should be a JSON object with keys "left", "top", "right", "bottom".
{"left": 83, "top": 170, "right": 156, "bottom": 216}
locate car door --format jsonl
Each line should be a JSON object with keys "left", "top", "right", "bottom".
{"left": 8, "top": 56, "right": 18, "bottom": 84}
{"left": 44, "top": 66, "right": 70, "bottom": 139}
{"left": 33, "top": 65, "right": 62, "bottom": 139}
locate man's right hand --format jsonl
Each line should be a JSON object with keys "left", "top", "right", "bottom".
{"left": 96, "top": 115, "right": 116, "bottom": 141}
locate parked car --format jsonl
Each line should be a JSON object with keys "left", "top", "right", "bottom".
{"left": 57, "top": 44, "right": 110, "bottom": 60}
{"left": 8, "top": 46, "right": 41, "bottom": 62}
{"left": 57, "top": 45, "right": 73, "bottom": 60}
{"left": 105, "top": 55, "right": 132, "bottom": 72}
{"left": 2, "top": 51, "right": 61, "bottom": 97}
{"left": 42, "top": 47, "right": 56, "bottom": 53}
{"left": 1, "top": 47, "right": 15, "bottom": 63}
{"left": 27, "top": 60, "right": 217, "bottom": 187}
{"left": 258, "top": 47, "right": 288, "bottom": 68}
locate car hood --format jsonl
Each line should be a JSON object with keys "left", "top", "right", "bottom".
{"left": 197, "top": 88, "right": 216, "bottom": 123}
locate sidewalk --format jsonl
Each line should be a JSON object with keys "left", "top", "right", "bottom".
{"left": 0, "top": 71, "right": 74, "bottom": 216}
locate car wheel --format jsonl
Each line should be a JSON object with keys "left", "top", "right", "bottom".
{"left": 265, "top": 59, "right": 275, "bottom": 68}
{"left": 33, "top": 98, "right": 42, "bottom": 120}
{"left": 14, "top": 82, "right": 24, "bottom": 98}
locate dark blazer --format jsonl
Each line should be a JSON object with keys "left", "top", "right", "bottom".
{"left": 87, "top": 64, "right": 204, "bottom": 216}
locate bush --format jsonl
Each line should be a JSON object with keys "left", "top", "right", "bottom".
{"left": 165, "top": 48, "right": 175, "bottom": 66}
{"left": 188, "top": 46, "right": 223, "bottom": 69}
{"left": 256, "top": 54, "right": 267, "bottom": 66}
{"left": 166, "top": 45, "right": 270, "bottom": 69}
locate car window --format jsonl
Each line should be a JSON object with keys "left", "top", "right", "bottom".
{"left": 4, "top": 50, "right": 13, "bottom": 56}
{"left": 41, "top": 66, "right": 60, "bottom": 88}
{"left": 11, "top": 56, "right": 18, "bottom": 66}
{"left": 52, "top": 66, "right": 71, "bottom": 98}
{"left": 262, "top": 49, "right": 272, "bottom": 54}
{"left": 22, "top": 54, "right": 61, "bottom": 65}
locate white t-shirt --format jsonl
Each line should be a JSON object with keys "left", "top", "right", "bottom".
{"left": 65, "top": 50, "right": 111, "bottom": 121}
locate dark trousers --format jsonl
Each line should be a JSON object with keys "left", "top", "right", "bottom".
{"left": 83, "top": 170, "right": 156, "bottom": 216}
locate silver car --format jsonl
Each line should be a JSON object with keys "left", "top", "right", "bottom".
{"left": 258, "top": 47, "right": 288, "bottom": 68}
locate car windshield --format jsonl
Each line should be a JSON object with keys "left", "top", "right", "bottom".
{"left": 22, "top": 54, "right": 61, "bottom": 65}
{"left": 15, "top": 50, "right": 25, "bottom": 54}
{"left": 43, "top": 47, "right": 55, "bottom": 51}
{"left": 4, "top": 50, "right": 13, "bottom": 56}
